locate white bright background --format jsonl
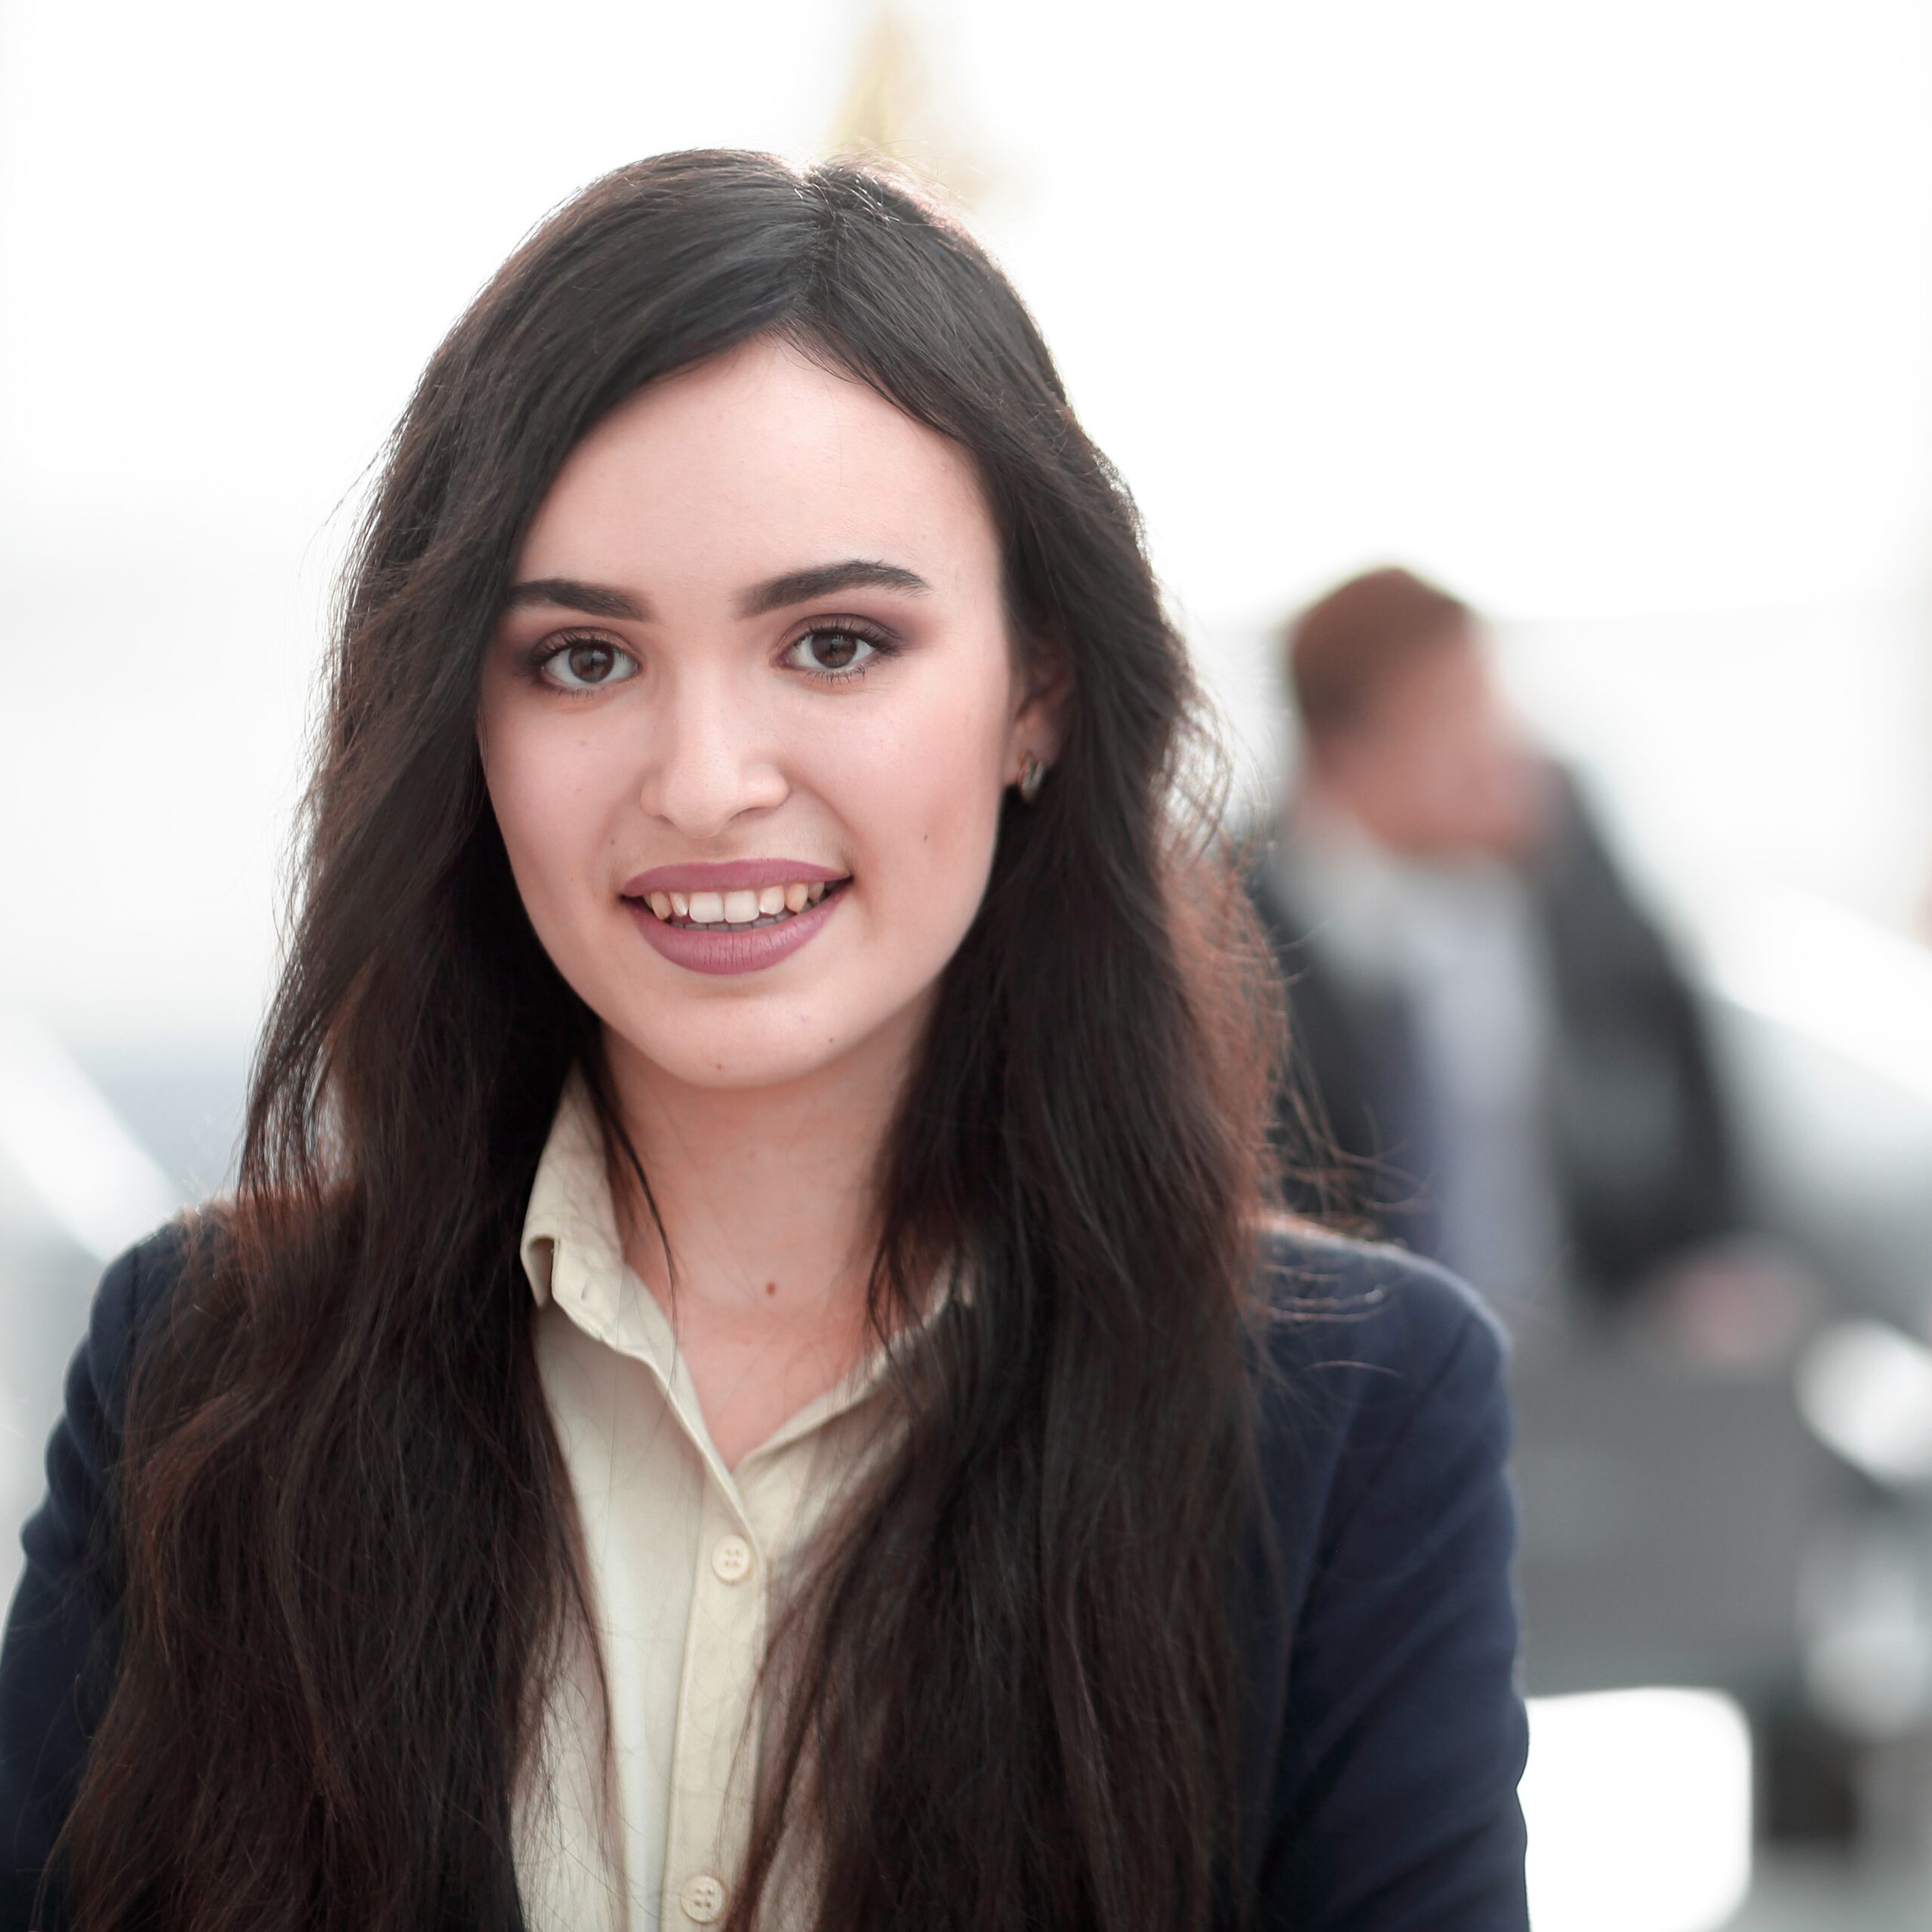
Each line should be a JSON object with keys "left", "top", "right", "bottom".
{"left": 4, "top": 0, "right": 1932, "bottom": 1050}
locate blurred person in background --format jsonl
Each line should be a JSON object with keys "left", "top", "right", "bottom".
{"left": 1250, "top": 566, "right": 1743, "bottom": 1340}
{"left": 0, "top": 162, "right": 1527, "bottom": 1931}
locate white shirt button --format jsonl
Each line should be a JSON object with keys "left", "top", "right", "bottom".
{"left": 680, "top": 1872, "right": 728, "bottom": 1923}
{"left": 711, "top": 1534, "right": 753, "bottom": 1584}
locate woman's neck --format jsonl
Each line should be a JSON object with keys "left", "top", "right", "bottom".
{"left": 599, "top": 1011, "right": 920, "bottom": 1441}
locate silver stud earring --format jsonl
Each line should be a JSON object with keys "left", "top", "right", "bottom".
{"left": 1017, "top": 753, "right": 1046, "bottom": 802}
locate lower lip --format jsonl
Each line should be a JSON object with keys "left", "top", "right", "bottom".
{"left": 623, "top": 884, "right": 847, "bottom": 977}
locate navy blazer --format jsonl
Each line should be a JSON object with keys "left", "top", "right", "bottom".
{"left": 0, "top": 1225, "right": 1528, "bottom": 1930}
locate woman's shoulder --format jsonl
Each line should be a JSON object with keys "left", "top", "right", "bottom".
{"left": 0, "top": 1220, "right": 210, "bottom": 1921}
{"left": 1254, "top": 1215, "right": 1506, "bottom": 1398}
{"left": 1254, "top": 1218, "right": 1506, "bottom": 1379}
{"left": 1238, "top": 1222, "right": 1528, "bottom": 1926}
{"left": 77, "top": 1217, "right": 204, "bottom": 1401}
{"left": 24, "top": 1220, "right": 207, "bottom": 1533}
{"left": 1245, "top": 1219, "right": 1514, "bottom": 1574}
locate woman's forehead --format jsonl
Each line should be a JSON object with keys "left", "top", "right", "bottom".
{"left": 515, "top": 337, "right": 999, "bottom": 605}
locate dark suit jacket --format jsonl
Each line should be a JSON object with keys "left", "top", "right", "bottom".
{"left": 1251, "top": 771, "right": 1739, "bottom": 1303}
{"left": 1, "top": 1225, "right": 1527, "bottom": 1930}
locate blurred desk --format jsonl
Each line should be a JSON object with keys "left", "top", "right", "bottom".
{"left": 1514, "top": 1353, "right": 1841, "bottom": 1698}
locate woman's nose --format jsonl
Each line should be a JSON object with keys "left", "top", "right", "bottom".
{"left": 637, "top": 675, "right": 788, "bottom": 839}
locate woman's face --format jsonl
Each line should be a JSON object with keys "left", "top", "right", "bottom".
{"left": 477, "top": 336, "right": 1057, "bottom": 1097}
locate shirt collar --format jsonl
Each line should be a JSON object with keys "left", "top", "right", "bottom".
{"left": 519, "top": 1069, "right": 631, "bottom": 1337}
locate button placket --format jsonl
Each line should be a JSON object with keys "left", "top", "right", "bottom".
{"left": 661, "top": 1482, "right": 766, "bottom": 1930}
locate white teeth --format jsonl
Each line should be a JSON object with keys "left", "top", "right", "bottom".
{"left": 648, "top": 878, "right": 841, "bottom": 925}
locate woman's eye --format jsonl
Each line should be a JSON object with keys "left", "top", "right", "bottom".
{"left": 540, "top": 639, "right": 636, "bottom": 691}
{"left": 785, "top": 628, "right": 879, "bottom": 677}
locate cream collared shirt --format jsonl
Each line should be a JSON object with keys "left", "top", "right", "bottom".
{"left": 514, "top": 1077, "right": 928, "bottom": 1931}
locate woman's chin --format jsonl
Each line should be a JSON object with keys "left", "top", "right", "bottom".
{"left": 601, "top": 1013, "right": 860, "bottom": 1097}
{"left": 599, "top": 985, "right": 938, "bottom": 1102}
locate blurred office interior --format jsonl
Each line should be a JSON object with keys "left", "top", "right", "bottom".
{"left": 5, "top": 2, "right": 1932, "bottom": 1925}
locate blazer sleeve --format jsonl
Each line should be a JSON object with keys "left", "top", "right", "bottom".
{"left": 1254, "top": 1275, "right": 1529, "bottom": 1930}
{"left": 0, "top": 1235, "right": 170, "bottom": 1930}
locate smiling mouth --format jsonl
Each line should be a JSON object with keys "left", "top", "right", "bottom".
{"left": 627, "top": 878, "right": 849, "bottom": 931}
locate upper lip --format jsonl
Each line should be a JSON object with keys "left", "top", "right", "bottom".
{"left": 622, "top": 858, "right": 849, "bottom": 896}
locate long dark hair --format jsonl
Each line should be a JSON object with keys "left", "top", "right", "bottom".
{"left": 63, "top": 152, "right": 1283, "bottom": 1932}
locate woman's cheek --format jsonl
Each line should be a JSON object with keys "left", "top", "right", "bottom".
{"left": 904, "top": 743, "right": 1008, "bottom": 936}
{"left": 489, "top": 722, "right": 622, "bottom": 934}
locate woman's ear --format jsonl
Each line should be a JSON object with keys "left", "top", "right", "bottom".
{"left": 1009, "top": 632, "right": 1073, "bottom": 773}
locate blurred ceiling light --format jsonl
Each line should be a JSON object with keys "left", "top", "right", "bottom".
{"left": 823, "top": 0, "right": 998, "bottom": 209}
{"left": 1521, "top": 1688, "right": 1752, "bottom": 1932}
{"left": 1797, "top": 1318, "right": 1932, "bottom": 1488}
{"left": 0, "top": 1008, "right": 179, "bottom": 1263}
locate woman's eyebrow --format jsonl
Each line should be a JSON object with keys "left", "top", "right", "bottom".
{"left": 500, "top": 561, "right": 931, "bottom": 624}
{"left": 503, "top": 577, "right": 651, "bottom": 620}
{"left": 737, "top": 559, "right": 932, "bottom": 617}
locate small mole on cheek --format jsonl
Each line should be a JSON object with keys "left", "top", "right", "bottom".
{"left": 764, "top": 1281, "right": 778, "bottom": 1298}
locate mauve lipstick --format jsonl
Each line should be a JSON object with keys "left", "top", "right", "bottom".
{"left": 623, "top": 857, "right": 846, "bottom": 896}
{"left": 620, "top": 860, "right": 850, "bottom": 977}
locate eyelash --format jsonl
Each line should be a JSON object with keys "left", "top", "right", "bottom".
{"left": 520, "top": 617, "right": 903, "bottom": 693}
{"left": 525, "top": 629, "right": 632, "bottom": 691}
{"left": 780, "top": 615, "right": 900, "bottom": 686}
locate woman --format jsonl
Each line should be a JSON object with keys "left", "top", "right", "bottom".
{"left": 0, "top": 152, "right": 1526, "bottom": 1931}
